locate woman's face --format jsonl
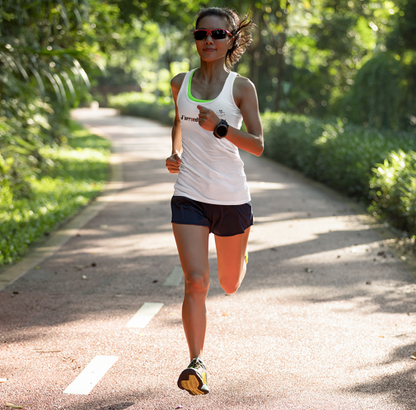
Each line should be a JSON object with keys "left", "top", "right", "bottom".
{"left": 194, "top": 15, "right": 234, "bottom": 64}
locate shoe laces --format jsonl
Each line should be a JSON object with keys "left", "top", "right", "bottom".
{"left": 189, "top": 357, "right": 206, "bottom": 371}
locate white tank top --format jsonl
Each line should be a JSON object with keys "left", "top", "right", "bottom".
{"left": 173, "top": 69, "right": 251, "bottom": 205}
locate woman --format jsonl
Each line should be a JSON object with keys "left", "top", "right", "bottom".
{"left": 165, "top": 6, "right": 263, "bottom": 396}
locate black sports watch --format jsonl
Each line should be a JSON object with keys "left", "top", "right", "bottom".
{"left": 213, "top": 119, "right": 229, "bottom": 139}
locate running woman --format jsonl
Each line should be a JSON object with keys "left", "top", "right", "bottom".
{"left": 165, "top": 7, "right": 263, "bottom": 395}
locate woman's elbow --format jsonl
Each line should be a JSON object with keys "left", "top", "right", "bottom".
{"left": 254, "top": 137, "right": 264, "bottom": 157}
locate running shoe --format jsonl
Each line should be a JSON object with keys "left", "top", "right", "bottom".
{"left": 177, "top": 357, "right": 209, "bottom": 395}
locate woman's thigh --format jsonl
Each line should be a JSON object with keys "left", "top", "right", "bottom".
{"left": 172, "top": 223, "right": 210, "bottom": 283}
{"left": 215, "top": 227, "right": 251, "bottom": 290}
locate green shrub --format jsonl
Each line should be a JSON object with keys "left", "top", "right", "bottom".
{"left": 369, "top": 150, "right": 416, "bottom": 233}
{"left": 262, "top": 112, "right": 416, "bottom": 197}
{"left": 108, "top": 92, "right": 174, "bottom": 125}
{"left": 262, "top": 112, "right": 416, "bottom": 236}
{"left": 0, "top": 122, "right": 111, "bottom": 267}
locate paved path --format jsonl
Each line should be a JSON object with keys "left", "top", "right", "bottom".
{"left": 1, "top": 108, "right": 416, "bottom": 410}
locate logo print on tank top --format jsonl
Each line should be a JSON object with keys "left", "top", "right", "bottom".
{"left": 181, "top": 115, "right": 199, "bottom": 122}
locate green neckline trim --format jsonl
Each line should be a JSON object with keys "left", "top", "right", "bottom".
{"left": 187, "top": 70, "right": 215, "bottom": 103}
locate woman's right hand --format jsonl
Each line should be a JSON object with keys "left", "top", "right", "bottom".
{"left": 166, "top": 151, "right": 182, "bottom": 174}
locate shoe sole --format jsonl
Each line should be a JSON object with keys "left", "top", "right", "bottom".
{"left": 177, "top": 369, "right": 209, "bottom": 395}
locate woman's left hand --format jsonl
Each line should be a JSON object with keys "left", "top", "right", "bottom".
{"left": 197, "top": 105, "right": 220, "bottom": 132}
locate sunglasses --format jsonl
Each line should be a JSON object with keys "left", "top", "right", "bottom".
{"left": 193, "top": 28, "right": 233, "bottom": 40}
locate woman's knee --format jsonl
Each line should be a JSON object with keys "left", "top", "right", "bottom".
{"left": 219, "top": 279, "right": 240, "bottom": 295}
{"left": 184, "top": 270, "right": 210, "bottom": 294}
{"left": 218, "top": 264, "right": 245, "bottom": 294}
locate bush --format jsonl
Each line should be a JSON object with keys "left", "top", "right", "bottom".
{"left": 262, "top": 112, "right": 416, "bottom": 236}
{"left": 369, "top": 150, "right": 416, "bottom": 233}
{"left": 108, "top": 92, "right": 174, "bottom": 125}
{"left": 0, "top": 122, "right": 111, "bottom": 267}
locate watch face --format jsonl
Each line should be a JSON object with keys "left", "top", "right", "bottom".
{"left": 216, "top": 125, "right": 228, "bottom": 137}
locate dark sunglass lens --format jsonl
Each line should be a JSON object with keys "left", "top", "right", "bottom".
{"left": 212, "top": 29, "right": 227, "bottom": 39}
{"left": 194, "top": 30, "right": 207, "bottom": 40}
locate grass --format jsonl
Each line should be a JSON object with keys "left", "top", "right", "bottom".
{"left": 0, "top": 121, "right": 111, "bottom": 267}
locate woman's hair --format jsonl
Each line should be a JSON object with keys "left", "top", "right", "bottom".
{"left": 195, "top": 7, "right": 254, "bottom": 68}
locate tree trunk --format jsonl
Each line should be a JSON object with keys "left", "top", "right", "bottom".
{"left": 274, "top": 32, "right": 286, "bottom": 112}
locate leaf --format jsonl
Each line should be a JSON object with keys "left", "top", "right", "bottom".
{"left": 28, "top": 65, "right": 45, "bottom": 95}
{"left": 5, "top": 403, "right": 25, "bottom": 409}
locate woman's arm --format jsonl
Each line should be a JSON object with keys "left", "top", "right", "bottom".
{"left": 166, "top": 73, "right": 185, "bottom": 174}
{"left": 197, "top": 76, "right": 264, "bottom": 156}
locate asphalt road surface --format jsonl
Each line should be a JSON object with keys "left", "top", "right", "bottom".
{"left": 1, "top": 108, "right": 416, "bottom": 410}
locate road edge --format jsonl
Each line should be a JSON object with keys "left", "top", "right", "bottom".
{"left": 1, "top": 115, "right": 414, "bottom": 290}
{"left": 0, "top": 121, "right": 123, "bottom": 291}
{"left": 260, "top": 155, "right": 416, "bottom": 281}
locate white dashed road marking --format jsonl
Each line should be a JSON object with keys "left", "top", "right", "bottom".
{"left": 63, "top": 355, "right": 118, "bottom": 395}
{"left": 126, "top": 302, "right": 164, "bottom": 328}
{"left": 163, "top": 266, "right": 183, "bottom": 287}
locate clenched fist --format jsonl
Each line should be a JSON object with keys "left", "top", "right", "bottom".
{"left": 197, "top": 105, "right": 220, "bottom": 132}
{"left": 166, "top": 150, "right": 182, "bottom": 174}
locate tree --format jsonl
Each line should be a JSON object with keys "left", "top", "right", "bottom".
{"left": 0, "top": 0, "right": 131, "bottom": 197}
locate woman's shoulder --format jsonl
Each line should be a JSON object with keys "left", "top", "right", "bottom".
{"left": 234, "top": 73, "right": 256, "bottom": 90}
{"left": 171, "top": 72, "right": 187, "bottom": 92}
{"left": 233, "top": 74, "right": 257, "bottom": 106}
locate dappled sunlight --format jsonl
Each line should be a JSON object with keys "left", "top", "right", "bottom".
{"left": 111, "top": 183, "right": 173, "bottom": 203}
{"left": 249, "top": 213, "right": 380, "bottom": 252}
{"left": 254, "top": 212, "right": 296, "bottom": 223}
{"left": 3, "top": 112, "right": 416, "bottom": 410}
{"left": 96, "top": 231, "right": 177, "bottom": 257}
{"left": 3, "top": 0, "right": 415, "bottom": 404}
{"left": 247, "top": 180, "right": 290, "bottom": 193}
{"left": 71, "top": 108, "right": 119, "bottom": 120}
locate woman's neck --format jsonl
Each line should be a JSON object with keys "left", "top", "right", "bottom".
{"left": 196, "top": 60, "right": 229, "bottom": 83}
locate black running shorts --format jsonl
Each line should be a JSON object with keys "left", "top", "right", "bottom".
{"left": 171, "top": 196, "right": 253, "bottom": 237}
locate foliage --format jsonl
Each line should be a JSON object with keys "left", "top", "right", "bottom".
{"left": 1, "top": 0, "right": 196, "bottom": 196}
{"left": 96, "top": 0, "right": 416, "bottom": 131}
{"left": 0, "top": 0, "right": 104, "bottom": 198}
{"left": 262, "top": 112, "right": 416, "bottom": 235}
{"left": 108, "top": 92, "right": 175, "bottom": 125}
{"left": 338, "top": 52, "right": 414, "bottom": 130}
{"left": 0, "top": 122, "right": 110, "bottom": 267}
{"left": 2, "top": 0, "right": 416, "bottom": 261}
{"left": 261, "top": 109, "right": 416, "bottom": 236}
{"left": 386, "top": 0, "right": 416, "bottom": 52}
{"left": 88, "top": 1, "right": 203, "bottom": 105}
{"left": 369, "top": 150, "right": 416, "bottom": 234}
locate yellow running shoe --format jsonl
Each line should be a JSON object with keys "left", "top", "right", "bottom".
{"left": 177, "top": 357, "right": 209, "bottom": 395}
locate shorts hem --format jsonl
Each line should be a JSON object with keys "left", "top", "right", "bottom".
{"left": 212, "top": 221, "right": 253, "bottom": 237}
{"left": 171, "top": 220, "right": 210, "bottom": 231}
